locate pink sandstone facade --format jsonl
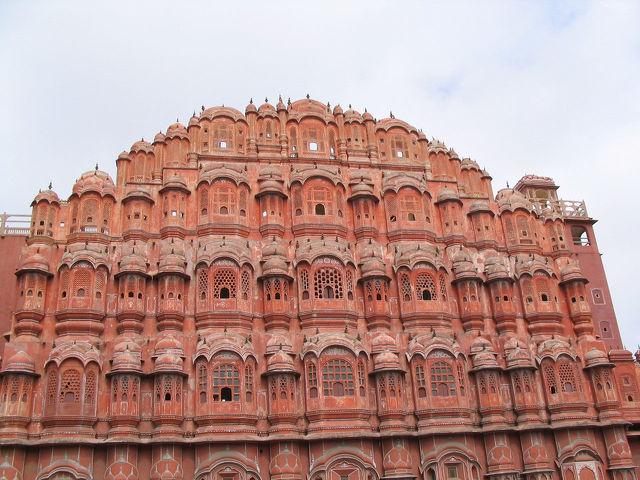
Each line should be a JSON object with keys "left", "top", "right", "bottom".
{"left": 0, "top": 96, "right": 638, "bottom": 480}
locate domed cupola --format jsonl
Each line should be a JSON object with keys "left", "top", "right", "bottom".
{"left": 495, "top": 188, "right": 533, "bottom": 214}
{"left": 245, "top": 98, "right": 257, "bottom": 114}
{"left": 130, "top": 140, "right": 154, "bottom": 154}
{"left": 258, "top": 98, "right": 276, "bottom": 116}
{"left": 72, "top": 169, "right": 116, "bottom": 198}
{"left": 260, "top": 238, "right": 290, "bottom": 279}
{"left": 166, "top": 122, "right": 188, "bottom": 140}
{"left": 470, "top": 336, "right": 499, "bottom": 370}
{"left": 3, "top": 351, "right": 36, "bottom": 375}
{"left": 16, "top": 247, "right": 51, "bottom": 277}
{"left": 158, "top": 238, "right": 187, "bottom": 277}
{"left": 32, "top": 188, "right": 60, "bottom": 206}
{"left": 266, "top": 349, "right": 296, "bottom": 374}
{"left": 117, "top": 243, "right": 148, "bottom": 277}
{"left": 451, "top": 248, "right": 479, "bottom": 281}
{"left": 111, "top": 342, "right": 143, "bottom": 374}
{"left": 436, "top": 187, "right": 461, "bottom": 205}
{"left": 153, "top": 131, "right": 166, "bottom": 144}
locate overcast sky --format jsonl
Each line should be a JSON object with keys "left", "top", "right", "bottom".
{"left": 1, "top": 1, "right": 638, "bottom": 347}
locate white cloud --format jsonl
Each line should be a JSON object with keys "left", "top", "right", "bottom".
{"left": 1, "top": 0, "right": 639, "bottom": 347}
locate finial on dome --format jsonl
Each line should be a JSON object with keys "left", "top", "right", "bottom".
{"left": 287, "top": 97, "right": 291, "bottom": 105}
{"left": 249, "top": 97, "right": 253, "bottom": 104}
{"left": 390, "top": 111, "right": 394, "bottom": 118}
{"left": 95, "top": 163, "right": 99, "bottom": 171}
{"left": 278, "top": 95, "right": 282, "bottom": 102}
{"left": 506, "top": 181, "right": 510, "bottom": 188}
{"left": 176, "top": 118, "right": 179, "bottom": 123}
{"left": 48, "top": 182, "right": 52, "bottom": 190}
{"left": 349, "top": 104, "right": 352, "bottom": 108}
{"left": 327, "top": 101, "right": 330, "bottom": 108}
{"left": 364, "top": 107, "right": 367, "bottom": 112}
{"left": 265, "top": 97, "right": 268, "bottom": 103}
{"left": 201, "top": 105, "right": 205, "bottom": 111}
{"left": 306, "top": 93, "right": 310, "bottom": 99}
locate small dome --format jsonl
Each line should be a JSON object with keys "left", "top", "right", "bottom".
{"left": 472, "top": 350, "right": 498, "bottom": 369}
{"left": 154, "top": 335, "right": 184, "bottom": 356}
{"left": 32, "top": 189, "right": 60, "bottom": 206}
{"left": 258, "top": 100, "right": 276, "bottom": 114}
{"left": 188, "top": 114, "right": 199, "bottom": 127}
{"left": 350, "top": 181, "right": 375, "bottom": 198}
{"left": 584, "top": 348, "right": 612, "bottom": 368}
{"left": 112, "top": 347, "right": 142, "bottom": 373}
{"left": 154, "top": 352, "right": 184, "bottom": 373}
{"left": 344, "top": 108, "right": 363, "bottom": 123}
{"left": 560, "top": 263, "right": 586, "bottom": 284}
{"left": 460, "top": 157, "right": 480, "bottom": 171}
{"left": 448, "top": 148, "right": 459, "bottom": 160}
{"left": 130, "top": 140, "right": 154, "bottom": 154}
{"left": 436, "top": 187, "right": 461, "bottom": 204}
{"left": 451, "top": 249, "right": 478, "bottom": 280}
{"left": 362, "top": 110, "right": 373, "bottom": 121}
{"left": 266, "top": 350, "right": 295, "bottom": 373}
{"left": 17, "top": 251, "right": 50, "bottom": 275}
{"left": 428, "top": 139, "right": 448, "bottom": 155}
{"left": 371, "top": 332, "right": 396, "bottom": 353}
{"left": 276, "top": 96, "right": 286, "bottom": 111}
{"left": 153, "top": 131, "right": 166, "bottom": 143}
{"left": 495, "top": 188, "right": 533, "bottom": 213}
{"left": 266, "top": 334, "right": 293, "bottom": 355}
{"left": 484, "top": 256, "right": 510, "bottom": 282}
{"left": 360, "top": 253, "right": 387, "bottom": 279}
{"left": 373, "top": 351, "right": 401, "bottom": 371}
{"left": 417, "top": 130, "right": 427, "bottom": 141}
{"left": 72, "top": 170, "right": 116, "bottom": 198}
{"left": 332, "top": 104, "right": 343, "bottom": 115}
{"left": 162, "top": 173, "right": 189, "bottom": 191}
{"left": 245, "top": 100, "right": 257, "bottom": 114}
{"left": 4, "top": 351, "right": 35, "bottom": 374}
{"left": 117, "top": 151, "right": 131, "bottom": 161}
{"left": 119, "top": 249, "right": 147, "bottom": 275}
{"left": 166, "top": 122, "right": 188, "bottom": 139}
{"left": 468, "top": 201, "right": 493, "bottom": 215}
{"left": 158, "top": 240, "right": 187, "bottom": 276}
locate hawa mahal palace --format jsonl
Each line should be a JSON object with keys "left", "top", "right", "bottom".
{"left": 0, "top": 96, "right": 638, "bottom": 480}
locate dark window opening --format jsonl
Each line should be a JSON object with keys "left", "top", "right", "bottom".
{"left": 221, "top": 387, "right": 232, "bottom": 402}
{"left": 315, "top": 203, "right": 326, "bottom": 215}
{"left": 421, "top": 290, "right": 432, "bottom": 301}
{"left": 220, "top": 287, "right": 230, "bottom": 299}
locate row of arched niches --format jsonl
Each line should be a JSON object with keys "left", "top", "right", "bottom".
{"left": 5, "top": 98, "right": 636, "bottom": 467}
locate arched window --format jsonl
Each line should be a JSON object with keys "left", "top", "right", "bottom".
{"left": 571, "top": 226, "right": 590, "bottom": 246}
{"left": 211, "top": 180, "right": 236, "bottom": 215}
{"left": 415, "top": 364, "right": 427, "bottom": 398}
{"left": 213, "top": 269, "right": 237, "bottom": 299}
{"left": 558, "top": 359, "right": 577, "bottom": 393}
{"left": 431, "top": 361, "right": 456, "bottom": 397}
{"left": 322, "top": 359, "right": 354, "bottom": 397}
{"left": 306, "top": 185, "right": 333, "bottom": 216}
{"left": 212, "top": 364, "right": 240, "bottom": 402}
{"left": 200, "top": 186, "right": 209, "bottom": 217}
{"left": 543, "top": 362, "right": 558, "bottom": 395}
{"left": 307, "top": 361, "right": 318, "bottom": 398}
{"left": 313, "top": 267, "right": 344, "bottom": 299}
{"left": 416, "top": 273, "right": 437, "bottom": 301}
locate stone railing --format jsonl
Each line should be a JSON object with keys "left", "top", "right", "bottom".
{"left": 530, "top": 199, "right": 589, "bottom": 219}
{"left": 0, "top": 213, "right": 31, "bottom": 236}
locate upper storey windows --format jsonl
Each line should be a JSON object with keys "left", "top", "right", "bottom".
{"left": 288, "top": 120, "right": 338, "bottom": 158}
{"left": 291, "top": 175, "right": 347, "bottom": 236}
{"left": 198, "top": 178, "right": 250, "bottom": 231}
{"left": 200, "top": 119, "right": 245, "bottom": 155}
{"left": 57, "top": 262, "right": 107, "bottom": 312}
{"left": 69, "top": 195, "right": 113, "bottom": 235}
